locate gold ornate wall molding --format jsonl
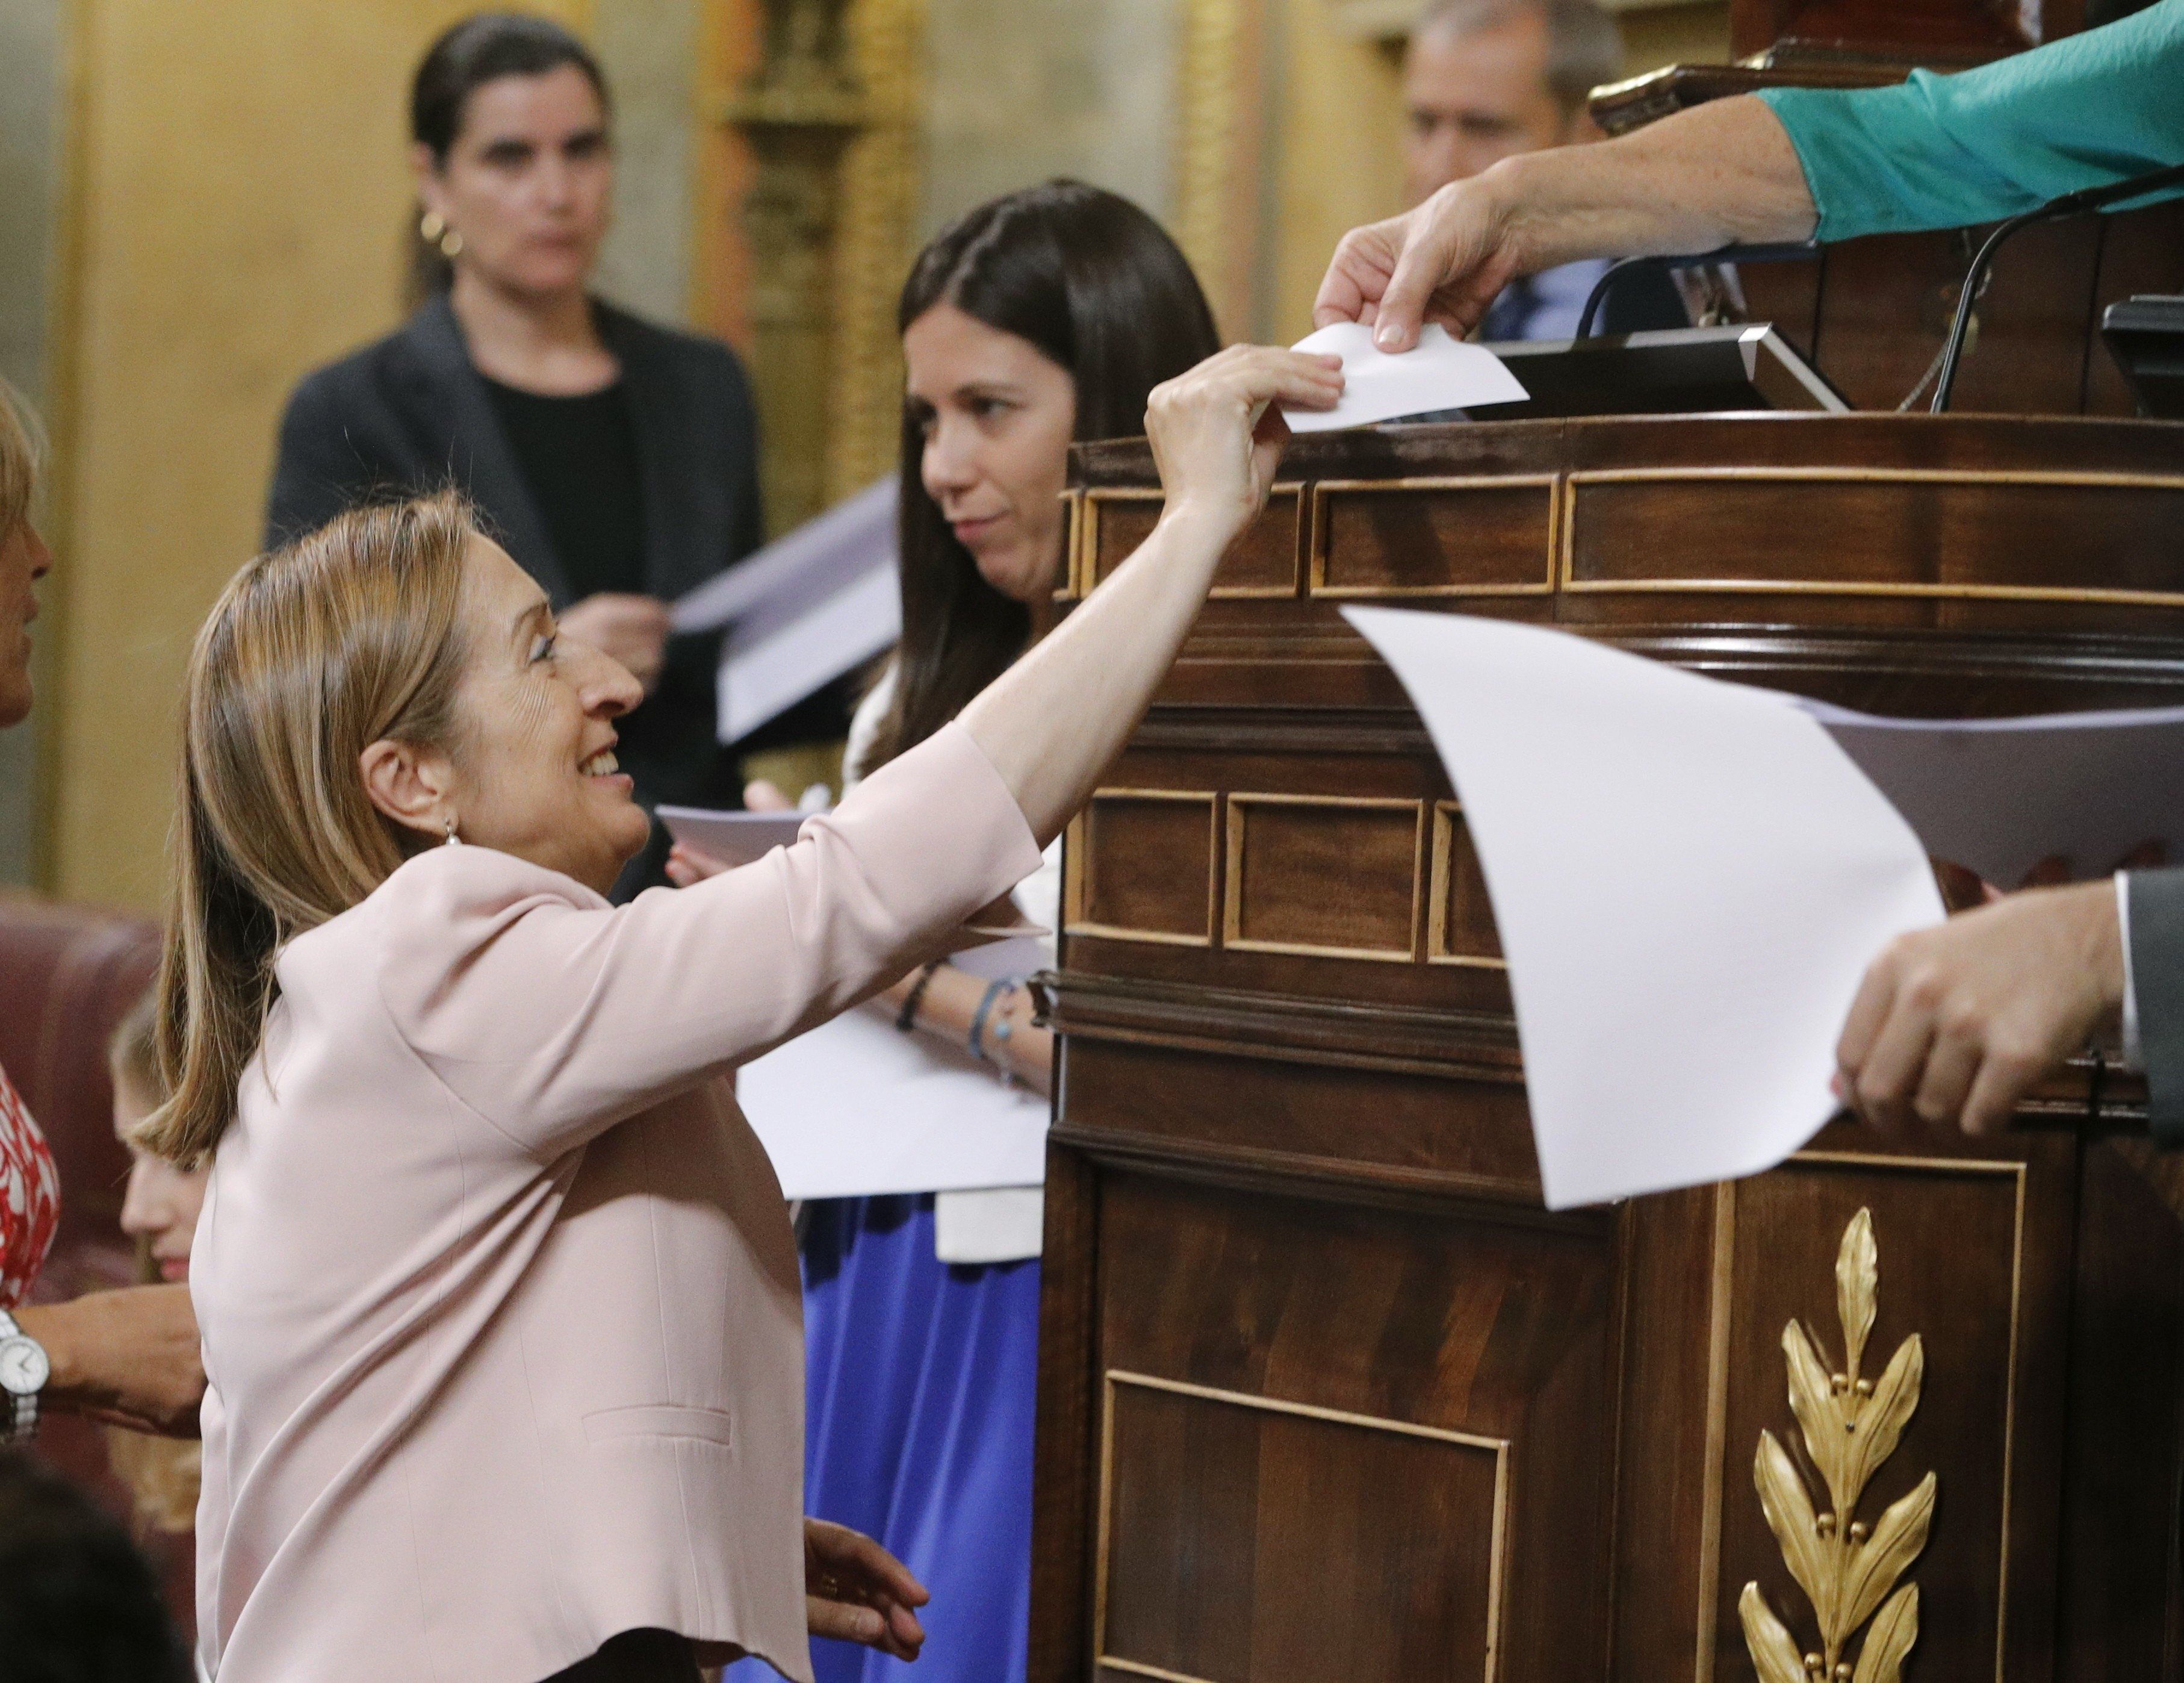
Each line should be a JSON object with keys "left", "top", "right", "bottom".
{"left": 718, "top": 0, "right": 922, "bottom": 535}
{"left": 825, "top": 0, "right": 923, "bottom": 502}
{"left": 1173, "top": 0, "right": 1264, "bottom": 337}
{"left": 1740, "top": 1209, "right": 1935, "bottom": 1683}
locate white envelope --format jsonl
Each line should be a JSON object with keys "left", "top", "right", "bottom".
{"left": 1282, "top": 321, "right": 1528, "bottom": 432}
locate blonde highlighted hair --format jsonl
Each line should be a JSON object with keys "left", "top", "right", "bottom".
{"left": 140, "top": 492, "right": 476, "bottom": 1168}
{"left": 0, "top": 377, "right": 43, "bottom": 540}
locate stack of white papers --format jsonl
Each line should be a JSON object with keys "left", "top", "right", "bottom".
{"left": 1345, "top": 608, "right": 2180, "bottom": 1209}
{"left": 671, "top": 476, "right": 901, "bottom": 745}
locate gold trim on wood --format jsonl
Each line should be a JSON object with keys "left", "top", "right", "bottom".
{"left": 1099, "top": 1658, "right": 1223, "bottom": 1683}
{"left": 1172, "top": 0, "right": 1253, "bottom": 335}
{"left": 1426, "top": 801, "right": 1507, "bottom": 970}
{"left": 824, "top": 0, "right": 924, "bottom": 502}
{"left": 1066, "top": 789, "right": 1221, "bottom": 948}
{"left": 1223, "top": 794, "right": 1426, "bottom": 962}
{"left": 1060, "top": 488, "right": 1087, "bottom": 602}
{"left": 1308, "top": 474, "right": 1562, "bottom": 599}
{"left": 1082, "top": 484, "right": 1304, "bottom": 599}
{"left": 1694, "top": 1181, "right": 1737, "bottom": 1683}
{"left": 1559, "top": 466, "right": 2184, "bottom": 607}
{"left": 1094, "top": 1369, "right": 1512, "bottom": 1683}
{"left": 1740, "top": 1209, "right": 1934, "bottom": 1683}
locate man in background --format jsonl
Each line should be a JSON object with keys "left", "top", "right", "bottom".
{"left": 1402, "top": 0, "right": 1689, "bottom": 339}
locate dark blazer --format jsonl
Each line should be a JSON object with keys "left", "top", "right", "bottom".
{"left": 265, "top": 293, "right": 765, "bottom": 814}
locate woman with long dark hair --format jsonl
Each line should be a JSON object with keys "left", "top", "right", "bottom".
{"left": 679, "top": 181, "right": 1222, "bottom": 1683}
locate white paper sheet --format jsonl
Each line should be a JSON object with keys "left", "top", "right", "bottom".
{"left": 654, "top": 806, "right": 808, "bottom": 868}
{"left": 671, "top": 475, "right": 898, "bottom": 633}
{"left": 1344, "top": 607, "right": 1945, "bottom": 1210}
{"left": 668, "top": 476, "right": 902, "bottom": 744}
{"left": 735, "top": 1007, "right": 1050, "bottom": 1199}
{"left": 731, "top": 841, "right": 1060, "bottom": 1200}
{"left": 719, "top": 562, "right": 899, "bottom": 745}
{"left": 1792, "top": 697, "right": 2184, "bottom": 887}
{"left": 1282, "top": 321, "right": 1528, "bottom": 432}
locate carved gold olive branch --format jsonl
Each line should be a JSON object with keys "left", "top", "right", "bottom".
{"left": 1740, "top": 1209, "right": 1935, "bottom": 1683}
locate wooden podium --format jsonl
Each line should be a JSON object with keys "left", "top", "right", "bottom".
{"left": 1031, "top": 412, "right": 2184, "bottom": 1683}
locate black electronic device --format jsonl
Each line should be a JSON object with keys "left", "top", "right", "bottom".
{"left": 1456, "top": 323, "right": 1848, "bottom": 420}
{"left": 2101, "top": 294, "right": 2184, "bottom": 420}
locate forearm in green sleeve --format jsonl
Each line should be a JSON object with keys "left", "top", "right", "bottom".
{"left": 1757, "top": 0, "right": 2184, "bottom": 243}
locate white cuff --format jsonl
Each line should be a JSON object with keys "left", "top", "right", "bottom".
{"left": 2119, "top": 870, "right": 2144, "bottom": 1072}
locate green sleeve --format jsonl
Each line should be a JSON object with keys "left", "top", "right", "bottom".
{"left": 1754, "top": 0, "right": 2184, "bottom": 243}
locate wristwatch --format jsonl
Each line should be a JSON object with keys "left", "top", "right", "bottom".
{"left": 0, "top": 1308, "right": 50, "bottom": 1443}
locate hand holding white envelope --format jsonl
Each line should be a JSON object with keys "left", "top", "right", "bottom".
{"left": 1280, "top": 320, "right": 1528, "bottom": 432}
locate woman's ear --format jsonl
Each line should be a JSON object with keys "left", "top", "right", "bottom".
{"left": 360, "top": 738, "right": 454, "bottom": 842}
{"left": 411, "top": 143, "right": 447, "bottom": 217}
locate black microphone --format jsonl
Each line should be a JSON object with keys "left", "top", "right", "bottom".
{"left": 1572, "top": 243, "right": 1818, "bottom": 341}
{"left": 1929, "top": 158, "right": 2184, "bottom": 413}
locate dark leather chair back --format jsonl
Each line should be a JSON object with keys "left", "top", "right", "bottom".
{"left": 0, "top": 895, "right": 190, "bottom": 1635}
{"left": 0, "top": 895, "right": 160, "bottom": 1285}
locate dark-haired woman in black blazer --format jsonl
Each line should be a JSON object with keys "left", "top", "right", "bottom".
{"left": 267, "top": 13, "right": 812, "bottom": 899}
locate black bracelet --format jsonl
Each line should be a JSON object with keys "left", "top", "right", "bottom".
{"left": 896, "top": 961, "right": 943, "bottom": 1032}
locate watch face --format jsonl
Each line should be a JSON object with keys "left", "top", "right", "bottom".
{"left": 0, "top": 1336, "right": 49, "bottom": 1396}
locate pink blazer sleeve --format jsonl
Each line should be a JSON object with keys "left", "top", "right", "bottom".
{"left": 376, "top": 722, "right": 1045, "bottom": 1159}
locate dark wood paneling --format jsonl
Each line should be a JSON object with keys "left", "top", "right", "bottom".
{"left": 1094, "top": 1174, "right": 1615, "bottom": 1682}
{"left": 1312, "top": 479, "right": 1556, "bottom": 598}
{"left": 1565, "top": 471, "right": 2184, "bottom": 602}
{"left": 1101, "top": 1378, "right": 1502, "bottom": 1682}
{"left": 1059, "top": 1039, "right": 1543, "bottom": 1202}
{"left": 1041, "top": 416, "right": 2184, "bottom": 1683}
{"left": 1091, "top": 488, "right": 1300, "bottom": 598}
{"left": 2055, "top": 1138, "right": 2184, "bottom": 1682}
{"left": 1073, "top": 791, "right": 1219, "bottom": 945}
{"left": 1430, "top": 804, "right": 1504, "bottom": 965}
{"left": 1730, "top": 0, "right": 2042, "bottom": 59}
{"left": 1031, "top": 1142, "right": 1103, "bottom": 1683}
{"left": 1226, "top": 795, "right": 1423, "bottom": 960}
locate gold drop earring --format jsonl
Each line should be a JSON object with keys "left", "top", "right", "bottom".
{"left": 420, "top": 210, "right": 462, "bottom": 259}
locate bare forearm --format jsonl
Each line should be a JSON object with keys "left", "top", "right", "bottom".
{"left": 878, "top": 963, "right": 1053, "bottom": 1094}
{"left": 17, "top": 1284, "right": 203, "bottom": 1438}
{"left": 1495, "top": 96, "right": 1816, "bottom": 272}
{"left": 959, "top": 505, "right": 1232, "bottom": 844}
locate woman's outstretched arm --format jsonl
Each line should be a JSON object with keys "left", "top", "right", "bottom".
{"left": 958, "top": 344, "right": 1341, "bottom": 843}
{"left": 377, "top": 346, "right": 1339, "bottom": 1159}
{"left": 1314, "top": 95, "right": 1812, "bottom": 350}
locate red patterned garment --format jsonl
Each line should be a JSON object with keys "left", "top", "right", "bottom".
{"left": 0, "top": 1063, "right": 59, "bottom": 1309}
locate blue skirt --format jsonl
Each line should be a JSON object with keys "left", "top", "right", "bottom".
{"left": 733, "top": 1194, "right": 1039, "bottom": 1682}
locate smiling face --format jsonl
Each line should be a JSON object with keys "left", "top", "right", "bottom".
{"left": 415, "top": 64, "right": 612, "bottom": 302}
{"left": 0, "top": 517, "right": 52, "bottom": 729}
{"left": 903, "top": 302, "right": 1078, "bottom": 605}
{"left": 114, "top": 1074, "right": 206, "bottom": 1283}
{"left": 363, "top": 536, "right": 648, "bottom": 894}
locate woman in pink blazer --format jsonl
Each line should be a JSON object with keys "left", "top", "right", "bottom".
{"left": 140, "top": 345, "right": 1342, "bottom": 1682}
